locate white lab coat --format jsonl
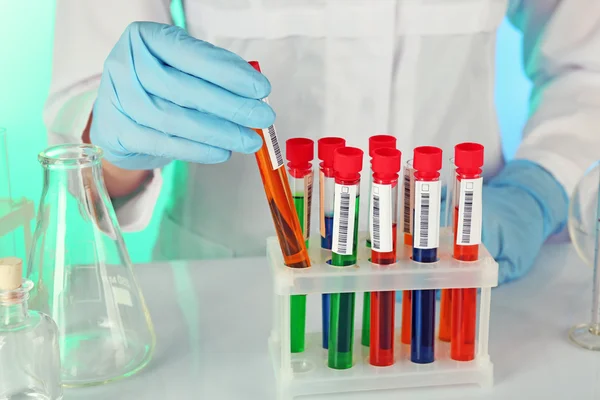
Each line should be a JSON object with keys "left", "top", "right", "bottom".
{"left": 44, "top": 0, "right": 600, "bottom": 260}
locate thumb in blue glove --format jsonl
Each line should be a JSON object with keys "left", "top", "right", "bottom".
{"left": 481, "top": 160, "right": 568, "bottom": 284}
{"left": 91, "top": 22, "right": 275, "bottom": 170}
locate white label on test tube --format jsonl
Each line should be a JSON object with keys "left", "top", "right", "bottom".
{"left": 260, "top": 98, "right": 284, "bottom": 170}
{"left": 413, "top": 180, "right": 441, "bottom": 249}
{"left": 332, "top": 183, "right": 359, "bottom": 255}
{"left": 320, "top": 172, "right": 335, "bottom": 238}
{"left": 370, "top": 183, "right": 393, "bottom": 252}
{"left": 456, "top": 177, "right": 483, "bottom": 245}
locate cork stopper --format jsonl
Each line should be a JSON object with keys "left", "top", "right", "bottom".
{"left": 0, "top": 257, "right": 23, "bottom": 291}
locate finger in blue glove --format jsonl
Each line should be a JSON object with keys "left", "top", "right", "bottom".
{"left": 92, "top": 22, "right": 275, "bottom": 170}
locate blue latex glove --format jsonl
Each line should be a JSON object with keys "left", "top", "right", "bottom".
{"left": 482, "top": 160, "right": 568, "bottom": 284}
{"left": 91, "top": 22, "right": 275, "bottom": 170}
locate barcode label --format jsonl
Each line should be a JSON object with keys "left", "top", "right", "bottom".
{"left": 413, "top": 180, "right": 441, "bottom": 249}
{"left": 456, "top": 178, "right": 482, "bottom": 245}
{"left": 332, "top": 184, "right": 358, "bottom": 255}
{"left": 403, "top": 169, "right": 414, "bottom": 234}
{"left": 260, "top": 98, "right": 284, "bottom": 170}
{"left": 304, "top": 173, "right": 314, "bottom": 241}
{"left": 264, "top": 125, "right": 284, "bottom": 169}
{"left": 370, "top": 183, "right": 393, "bottom": 252}
{"left": 320, "top": 173, "right": 335, "bottom": 237}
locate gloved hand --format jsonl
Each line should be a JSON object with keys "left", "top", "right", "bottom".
{"left": 482, "top": 160, "right": 568, "bottom": 284}
{"left": 91, "top": 22, "right": 275, "bottom": 170}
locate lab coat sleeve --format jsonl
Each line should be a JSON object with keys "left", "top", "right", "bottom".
{"left": 507, "top": 1, "right": 600, "bottom": 197}
{"left": 43, "top": 0, "right": 173, "bottom": 232}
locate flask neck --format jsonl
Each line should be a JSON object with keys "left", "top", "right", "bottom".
{"left": 38, "top": 144, "right": 107, "bottom": 200}
{"left": 0, "top": 293, "right": 29, "bottom": 327}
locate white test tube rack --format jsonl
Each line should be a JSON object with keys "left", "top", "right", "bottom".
{"left": 267, "top": 227, "right": 498, "bottom": 400}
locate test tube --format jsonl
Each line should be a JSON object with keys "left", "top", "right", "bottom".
{"left": 318, "top": 137, "right": 346, "bottom": 349}
{"left": 369, "top": 148, "right": 401, "bottom": 367}
{"left": 450, "top": 143, "right": 484, "bottom": 361}
{"left": 402, "top": 159, "right": 415, "bottom": 246}
{"left": 411, "top": 146, "right": 443, "bottom": 364}
{"left": 439, "top": 157, "right": 457, "bottom": 342}
{"left": 249, "top": 62, "right": 310, "bottom": 271}
{"left": 286, "top": 138, "right": 315, "bottom": 353}
{"left": 367, "top": 135, "right": 397, "bottom": 249}
{"left": 400, "top": 159, "right": 414, "bottom": 345}
{"left": 328, "top": 147, "right": 364, "bottom": 370}
{"left": 362, "top": 135, "right": 397, "bottom": 348}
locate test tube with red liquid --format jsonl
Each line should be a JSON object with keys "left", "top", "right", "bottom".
{"left": 318, "top": 137, "right": 346, "bottom": 349}
{"left": 369, "top": 147, "right": 401, "bottom": 367}
{"left": 361, "top": 135, "right": 397, "bottom": 348}
{"left": 451, "top": 142, "right": 484, "bottom": 361}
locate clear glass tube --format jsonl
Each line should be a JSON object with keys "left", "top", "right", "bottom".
{"left": 0, "top": 258, "right": 63, "bottom": 400}
{"left": 26, "top": 144, "right": 156, "bottom": 386}
{"left": 0, "top": 128, "right": 16, "bottom": 259}
{"left": 569, "top": 161, "right": 600, "bottom": 349}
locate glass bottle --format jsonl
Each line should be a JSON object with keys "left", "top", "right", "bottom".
{"left": 26, "top": 144, "right": 155, "bottom": 387}
{"left": 0, "top": 257, "right": 63, "bottom": 400}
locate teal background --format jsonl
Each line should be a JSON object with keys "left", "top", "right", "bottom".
{"left": 0, "top": 2, "right": 529, "bottom": 263}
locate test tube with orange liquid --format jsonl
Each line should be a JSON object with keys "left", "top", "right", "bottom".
{"left": 249, "top": 61, "right": 311, "bottom": 354}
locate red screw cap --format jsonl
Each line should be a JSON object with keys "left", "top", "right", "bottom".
{"left": 286, "top": 138, "right": 314, "bottom": 169}
{"left": 372, "top": 148, "right": 401, "bottom": 179}
{"left": 248, "top": 61, "right": 261, "bottom": 72}
{"left": 455, "top": 142, "right": 484, "bottom": 169}
{"left": 413, "top": 146, "right": 442, "bottom": 172}
{"left": 318, "top": 137, "right": 346, "bottom": 168}
{"left": 369, "top": 135, "right": 397, "bottom": 157}
{"left": 333, "top": 147, "right": 364, "bottom": 181}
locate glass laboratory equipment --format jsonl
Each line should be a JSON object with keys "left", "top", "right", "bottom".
{"left": 568, "top": 160, "right": 600, "bottom": 350}
{"left": 0, "top": 257, "right": 63, "bottom": 400}
{"left": 0, "top": 127, "right": 16, "bottom": 258}
{"left": 26, "top": 144, "right": 155, "bottom": 386}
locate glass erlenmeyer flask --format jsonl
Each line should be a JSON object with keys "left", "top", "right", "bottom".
{"left": 26, "top": 144, "right": 155, "bottom": 387}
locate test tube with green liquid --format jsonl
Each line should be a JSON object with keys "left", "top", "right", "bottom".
{"left": 286, "top": 138, "right": 315, "bottom": 352}
{"left": 328, "top": 147, "right": 363, "bottom": 369}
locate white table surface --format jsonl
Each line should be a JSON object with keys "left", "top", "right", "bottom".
{"left": 65, "top": 243, "right": 600, "bottom": 400}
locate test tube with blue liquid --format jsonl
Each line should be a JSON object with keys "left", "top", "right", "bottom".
{"left": 411, "top": 146, "right": 443, "bottom": 364}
